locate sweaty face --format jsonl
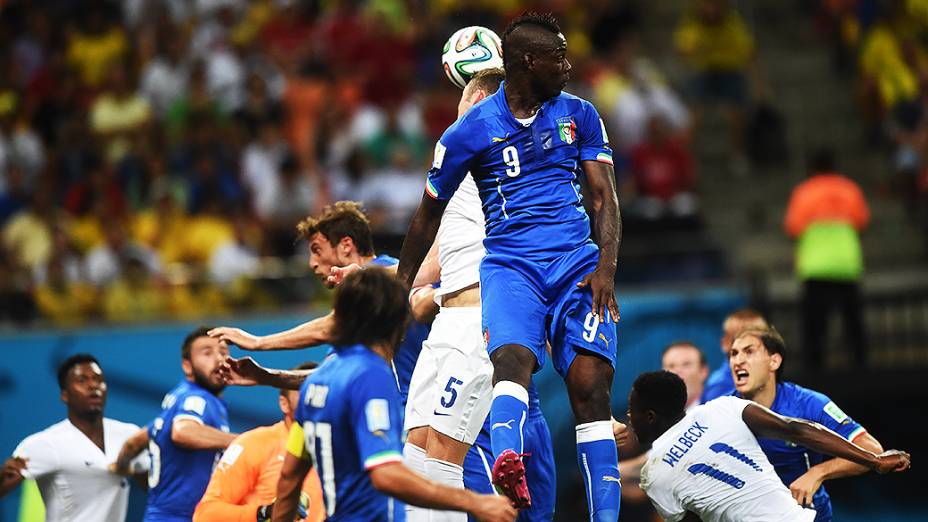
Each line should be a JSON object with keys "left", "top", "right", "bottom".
{"left": 64, "top": 362, "right": 107, "bottom": 415}
{"left": 662, "top": 346, "right": 707, "bottom": 403}
{"left": 308, "top": 232, "right": 347, "bottom": 287}
{"left": 530, "top": 33, "right": 571, "bottom": 99}
{"left": 729, "top": 335, "right": 778, "bottom": 397}
{"left": 186, "top": 336, "right": 229, "bottom": 393}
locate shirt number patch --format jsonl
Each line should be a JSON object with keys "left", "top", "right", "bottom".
{"left": 502, "top": 145, "right": 520, "bottom": 177}
{"left": 432, "top": 141, "right": 447, "bottom": 169}
{"left": 182, "top": 396, "right": 206, "bottom": 416}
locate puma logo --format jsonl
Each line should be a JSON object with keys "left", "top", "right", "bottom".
{"left": 602, "top": 476, "right": 621, "bottom": 483}
{"left": 491, "top": 420, "right": 515, "bottom": 430}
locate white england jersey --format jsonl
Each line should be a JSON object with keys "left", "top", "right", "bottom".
{"left": 434, "top": 172, "right": 485, "bottom": 301}
{"left": 640, "top": 397, "right": 817, "bottom": 522}
{"left": 13, "top": 418, "right": 149, "bottom": 522}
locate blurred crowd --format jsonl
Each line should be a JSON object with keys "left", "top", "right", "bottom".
{"left": 814, "top": 0, "right": 928, "bottom": 243}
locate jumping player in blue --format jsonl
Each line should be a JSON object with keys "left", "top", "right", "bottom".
{"left": 397, "top": 12, "right": 622, "bottom": 520}
{"left": 271, "top": 267, "right": 515, "bottom": 522}
{"left": 144, "top": 328, "right": 237, "bottom": 522}
{"left": 729, "top": 327, "right": 889, "bottom": 521}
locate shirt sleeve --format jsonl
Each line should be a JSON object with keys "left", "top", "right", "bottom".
{"left": 425, "top": 122, "right": 475, "bottom": 201}
{"left": 349, "top": 368, "right": 404, "bottom": 471}
{"left": 577, "top": 100, "right": 614, "bottom": 166}
{"left": 13, "top": 433, "right": 59, "bottom": 480}
{"left": 807, "top": 393, "right": 866, "bottom": 442}
{"left": 124, "top": 423, "right": 151, "bottom": 473}
{"left": 174, "top": 393, "right": 211, "bottom": 426}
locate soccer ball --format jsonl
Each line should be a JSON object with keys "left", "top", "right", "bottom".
{"left": 441, "top": 26, "right": 504, "bottom": 90}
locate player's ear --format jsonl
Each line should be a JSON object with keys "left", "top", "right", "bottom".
{"left": 60, "top": 388, "right": 69, "bottom": 406}
{"left": 339, "top": 236, "right": 355, "bottom": 256}
{"left": 181, "top": 358, "right": 193, "bottom": 379}
{"left": 769, "top": 353, "right": 783, "bottom": 373}
{"left": 278, "top": 394, "right": 290, "bottom": 416}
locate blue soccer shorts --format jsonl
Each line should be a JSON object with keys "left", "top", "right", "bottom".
{"left": 480, "top": 242, "right": 618, "bottom": 377}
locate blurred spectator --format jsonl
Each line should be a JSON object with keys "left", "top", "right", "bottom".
{"left": 358, "top": 142, "right": 426, "bottom": 235}
{"left": 102, "top": 255, "right": 166, "bottom": 322}
{"left": 264, "top": 154, "right": 319, "bottom": 256}
{"left": 67, "top": 5, "right": 128, "bottom": 89}
{"left": 210, "top": 213, "right": 260, "bottom": 286}
{"left": 784, "top": 148, "right": 870, "bottom": 368}
{"left": 0, "top": 243, "right": 36, "bottom": 324}
{"left": 241, "top": 116, "right": 288, "bottom": 220}
{"left": 33, "top": 249, "right": 97, "bottom": 326}
{"left": 89, "top": 64, "right": 152, "bottom": 163}
{"left": 235, "top": 72, "right": 283, "bottom": 132}
{"left": 34, "top": 225, "right": 85, "bottom": 286}
{"left": 166, "top": 63, "right": 226, "bottom": 138}
{"left": 183, "top": 192, "right": 235, "bottom": 264}
{"left": 675, "top": 0, "right": 756, "bottom": 173}
{"left": 626, "top": 115, "right": 700, "bottom": 225}
{"left": 140, "top": 32, "right": 191, "bottom": 119}
{"left": 592, "top": 33, "right": 690, "bottom": 151}
{"left": 2, "top": 190, "right": 56, "bottom": 271}
{"left": 85, "top": 219, "right": 161, "bottom": 287}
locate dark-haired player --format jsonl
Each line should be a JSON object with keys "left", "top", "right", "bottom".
{"left": 141, "top": 328, "right": 237, "bottom": 522}
{"left": 627, "top": 371, "right": 910, "bottom": 522}
{"left": 397, "top": 11, "right": 621, "bottom": 518}
{"left": 0, "top": 354, "right": 148, "bottom": 521}
{"left": 730, "top": 328, "right": 887, "bottom": 521}
{"left": 271, "top": 267, "right": 515, "bottom": 522}
{"left": 701, "top": 309, "right": 768, "bottom": 403}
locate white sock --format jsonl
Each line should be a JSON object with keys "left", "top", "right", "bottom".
{"left": 424, "top": 458, "right": 467, "bottom": 522}
{"left": 404, "top": 443, "right": 429, "bottom": 521}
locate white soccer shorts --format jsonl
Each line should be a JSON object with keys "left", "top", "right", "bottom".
{"left": 404, "top": 306, "right": 492, "bottom": 445}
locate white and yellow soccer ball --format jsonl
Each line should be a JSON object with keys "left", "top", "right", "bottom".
{"left": 441, "top": 26, "right": 504, "bottom": 90}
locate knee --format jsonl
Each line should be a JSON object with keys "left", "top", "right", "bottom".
{"left": 490, "top": 344, "right": 535, "bottom": 386}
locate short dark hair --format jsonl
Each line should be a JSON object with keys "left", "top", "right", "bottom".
{"left": 501, "top": 12, "right": 562, "bottom": 71}
{"left": 331, "top": 267, "right": 408, "bottom": 350}
{"left": 58, "top": 354, "right": 101, "bottom": 389}
{"left": 182, "top": 326, "right": 214, "bottom": 360}
{"left": 469, "top": 68, "right": 505, "bottom": 94}
{"left": 296, "top": 201, "right": 374, "bottom": 256}
{"left": 632, "top": 371, "right": 687, "bottom": 419}
{"left": 736, "top": 326, "right": 787, "bottom": 380}
{"left": 662, "top": 341, "right": 707, "bottom": 367}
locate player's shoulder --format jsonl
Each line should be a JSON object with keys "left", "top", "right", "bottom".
{"left": 103, "top": 417, "right": 142, "bottom": 436}
{"left": 779, "top": 381, "right": 831, "bottom": 408}
{"left": 552, "top": 90, "right": 597, "bottom": 113}
{"left": 19, "top": 419, "right": 71, "bottom": 445}
{"left": 445, "top": 93, "right": 504, "bottom": 139}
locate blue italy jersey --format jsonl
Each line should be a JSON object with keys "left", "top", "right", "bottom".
{"left": 145, "top": 380, "right": 230, "bottom": 521}
{"left": 426, "top": 82, "right": 614, "bottom": 261}
{"left": 368, "top": 253, "right": 428, "bottom": 404}
{"left": 701, "top": 361, "right": 736, "bottom": 403}
{"left": 295, "top": 344, "right": 406, "bottom": 522}
{"left": 741, "top": 382, "right": 866, "bottom": 522}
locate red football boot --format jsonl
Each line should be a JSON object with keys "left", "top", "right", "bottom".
{"left": 491, "top": 449, "right": 532, "bottom": 509}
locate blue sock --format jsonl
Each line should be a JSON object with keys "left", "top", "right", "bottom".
{"left": 489, "top": 381, "right": 529, "bottom": 458}
{"left": 576, "top": 421, "right": 621, "bottom": 522}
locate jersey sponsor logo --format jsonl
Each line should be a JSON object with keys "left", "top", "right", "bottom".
{"left": 661, "top": 421, "right": 709, "bottom": 467}
{"left": 219, "top": 443, "right": 244, "bottom": 468}
{"left": 365, "top": 399, "right": 391, "bottom": 432}
{"left": 823, "top": 401, "right": 849, "bottom": 423}
{"left": 557, "top": 117, "right": 577, "bottom": 144}
{"left": 491, "top": 420, "right": 515, "bottom": 430}
{"left": 432, "top": 141, "right": 447, "bottom": 169}
{"left": 182, "top": 396, "right": 207, "bottom": 416}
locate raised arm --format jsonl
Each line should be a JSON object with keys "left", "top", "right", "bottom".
{"left": 111, "top": 427, "right": 149, "bottom": 477}
{"left": 788, "top": 431, "right": 884, "bottom": 507}
{"left": 742, "top": 403, "right": 910, "bottom": 474}
{"left": 219, "top": 356, "right": 314, "bottom": 390}
{"left": 397, "top": 193, "right": 448, "bottom": 288}
{"left": 578, "top": 159, "right": 621, "bottom": 320}
{"left": 208, "top": 312, "right": 335, "bottom": 351}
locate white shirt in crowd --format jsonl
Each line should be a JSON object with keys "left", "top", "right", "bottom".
{"left": 640, "top": 396, "right": 817, "bottom": 522}
{"left": 13, "top": 418, "right": 149, "bottom": 522}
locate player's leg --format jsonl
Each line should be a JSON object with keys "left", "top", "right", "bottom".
{"left": 519, "top": 413, "right": 557, "bottom": 521}
{"left": 548, "top": 245, "right": 621, "bottom": 522}
{"left": 424, "top": 307, "right": 492, "bottom": 522}
{"left": 403, "top": 339, "right": 439, "bottom": 522}
{"left": 481, "top": 254, "right": 547, "bottom": 508}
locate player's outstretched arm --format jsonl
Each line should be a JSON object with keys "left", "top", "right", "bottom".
{"left": 172, "top": 419, "right": 237, "bottom": 451}
{"left": 0, "top": 457, "right": 27, "bottom": 497}
{"left": 110, "top": 427, "right": 149, "bottom": 478}
{"left": 409, "top": 285, "right": 439, "bottom": 324}
{"left": 397, "top": 193, "right": 448, "bottom": 288}
{"left": 788, "top": 431, "right": 883, "bottom": 507}
{"left": 742, "top": 404, "right": 910, "bottom": 474}
{"left": 578, "top": 160, "right": 621, "bottom": 321}
{"left": 219, "top": 356, "right": 314, "bottom": 390}
{"left": 208, "top": 312, "right": 335, "bottom": 351}
{"left": 369, "top": 462, "right": 516, "bottom": 522}
{"left": 269, "top": 452, "right": 312, "bottom": 522}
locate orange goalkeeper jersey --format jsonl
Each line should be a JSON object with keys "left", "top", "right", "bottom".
{"left": 193, "top": 421, "right": 324, "bottom": 522}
